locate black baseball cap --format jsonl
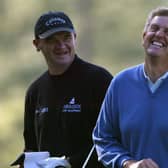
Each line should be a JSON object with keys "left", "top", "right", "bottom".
{"left": 34, "top": 11, "right": 75, "bottom": 39}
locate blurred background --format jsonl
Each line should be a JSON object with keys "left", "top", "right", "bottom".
{"left": 1, "top": 0, "right": 168, "bottom": 167}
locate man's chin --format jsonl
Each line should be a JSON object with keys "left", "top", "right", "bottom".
{"left": 55, "top": 56, "right": 74, "bottom": 65}
{"left": 146, "top": 49, "right": 162, "bottom": 57}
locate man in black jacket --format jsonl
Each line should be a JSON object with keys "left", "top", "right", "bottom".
{"left": 14, "top": 11, "right": 113, "bottom": 168}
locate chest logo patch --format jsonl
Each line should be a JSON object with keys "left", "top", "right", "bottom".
{"left": 62, "top": 97, "right": 81, "bottom": 112}
{"left": 35, "top": 107, "right": 48, "bottom": 114}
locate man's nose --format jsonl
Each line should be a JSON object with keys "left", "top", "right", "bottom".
{"left": 155, "top": 29, "right": 165, "bottom": 38}
{"left": 55, "top": 40, "right": 65, "bottom": 48}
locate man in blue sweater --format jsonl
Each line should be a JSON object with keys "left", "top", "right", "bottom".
{"left": 93, "top": 6, "right": 168, "bottom": 168}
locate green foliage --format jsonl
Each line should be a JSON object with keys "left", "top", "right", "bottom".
{"left": 0, "top": 0, "right": 167, "bottom": 167}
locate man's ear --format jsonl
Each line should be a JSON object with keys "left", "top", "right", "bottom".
{"left": 33, "top": 39, "right": 40, "bottom": 52}
{"left": 141, "top": 31, "right": 146, "bottom": 46}
{"left": 74, "top": 32, "right": 77, "bottom": 39}
{"left": 142, "top": 31, "right": 146, "bottom": 39}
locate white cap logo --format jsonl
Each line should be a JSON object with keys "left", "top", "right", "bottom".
{"left": 45, "top": 17, "right": 66, "bottom": 26}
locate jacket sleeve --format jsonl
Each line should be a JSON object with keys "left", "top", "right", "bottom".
{"left": 91, "top": 69, "right": 113, "bottom": 128}
{"left": 92, "top": 80, "right": 134, "bottom": 168}
{"left": 23, "top": 87, "right": 38, "bottom": 151}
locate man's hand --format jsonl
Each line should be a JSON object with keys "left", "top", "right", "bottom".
{"left": 123, "top": 159, "right": 159, "bottom": 168}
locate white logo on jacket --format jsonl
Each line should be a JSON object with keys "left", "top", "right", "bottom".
{"left": 62, "top": 97, "right": 81, "bottom": 113}
{"left": 35, "top": 107, "right": 48, "bottom": 114}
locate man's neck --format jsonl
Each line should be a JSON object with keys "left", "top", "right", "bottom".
{"left": 48, "top": 56, "right": 75, "bottom": 75}
{"left": 144, "top": 58, "right": 168, "bottom": 82}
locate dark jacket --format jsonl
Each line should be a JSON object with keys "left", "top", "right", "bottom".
{"left": 23, "top": 55, "right": 113, "bottom": 168}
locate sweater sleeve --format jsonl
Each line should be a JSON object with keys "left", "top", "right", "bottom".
{"left": 92, "top": 80, "right": 134, "bottom": 168}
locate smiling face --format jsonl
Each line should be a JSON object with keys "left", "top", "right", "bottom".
{"left": 33, "top": 31, "right": 76, "bottom": 74}
{"left": 142, "top": 16, "right": 168, "bottom": 59}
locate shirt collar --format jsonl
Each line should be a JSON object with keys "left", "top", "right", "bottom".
{"left": 143, "top": 64, "right": 168, "bottom": 82}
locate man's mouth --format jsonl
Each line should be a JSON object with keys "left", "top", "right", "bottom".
{"left": 55, "top": 51, "right": 68, "bottom": 55}
{"left": 151, "top": 41, "right": 165, "bottom": 48}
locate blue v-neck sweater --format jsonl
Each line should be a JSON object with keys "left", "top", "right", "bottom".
{"left": 93, "top": 64, "right": 168, "bottom": 168}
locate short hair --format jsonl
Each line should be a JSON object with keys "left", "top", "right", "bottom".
{"left": 144, "top": 6, "right": 168, "bottom": 32}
